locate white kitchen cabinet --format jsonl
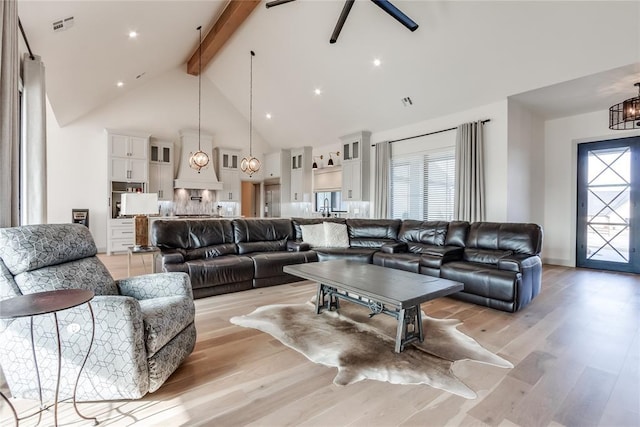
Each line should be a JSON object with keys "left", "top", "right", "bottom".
{"left": 149, "top": 140, "right": 174, "bottom": 201}
{"left": 110, "top": 134, "right": 148, "bottom": 159}
{"left": 150, "top": 140, "right": 173, "bottom": 164}
{"left": 108, "top": 131, "right": 150, "bottom": 182}
{"left": 264, "top": 151, "right": 282, "bottom": 179}
{"left": 290, "top": 147, "right": 312, "bottom": 202}
{"left": 216, "top": 148, "right": 241, "bottom": 202}
{"left": 111, "top": 157, "right": 148, "bottom": 182}
{"left": 107, "top": 218, "right": 135, "bottom": 255}
{"left": 107, "top": 130, "right": 151, "bottom": 254}
{"left": 342, "top": 161, "right": 362, "bottom": 201}
{"left": 219, "top": 169, "right": 241, "bottom": 201}
{"left": 340, "top": 131, "right": 371, "bottom": 202}
{"left": 216, "top": 147, "right": 240, "bottom": 171}
{"left": 149, "top": 163, "right": 174, "bottom": 201}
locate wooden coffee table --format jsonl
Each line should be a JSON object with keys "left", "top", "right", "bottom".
{"left": 283, "top": 260, "right": 464, "bottom": 353}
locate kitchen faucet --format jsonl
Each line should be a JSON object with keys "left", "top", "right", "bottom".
{"left": 323, "top": 198, "right": 329, "bottom": 217}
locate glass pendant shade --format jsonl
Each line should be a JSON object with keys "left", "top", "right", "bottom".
{"left": 240, "top": 155, "right": 261, "bottom": 176}
{"left": 610, "top": 82, "right": 640, "bottom": 130}
{"left": 189, "top": 150, "right": 210, "bottom": 172}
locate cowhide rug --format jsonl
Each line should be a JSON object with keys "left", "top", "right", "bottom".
{"left": 230, "top": 300, "right": 512, "bottom": 399}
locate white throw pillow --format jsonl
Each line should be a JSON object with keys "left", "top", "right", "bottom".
{"left": 323, "top": 222, "right": 350, "bottom": 248}
{"left": 300, "top": 224, "right": 326, "bottom": 248}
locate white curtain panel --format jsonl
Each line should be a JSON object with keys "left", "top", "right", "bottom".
{"left": 454, "top": 121, "right": 485, "bottom": 222}
{"left": 20, "top": 54, "right": 47, "bottom": 225}
{"left": 0, "top": 1, "right": 19, "bottom": 227}
{"left": 374, "top": 141, "right": 390, "bottom": 219}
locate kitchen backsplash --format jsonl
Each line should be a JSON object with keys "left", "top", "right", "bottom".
{"left": 157, "top": 189, "right": 238, "bottom": 217}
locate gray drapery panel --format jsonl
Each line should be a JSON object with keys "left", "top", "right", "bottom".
{"left": 454, "top": 121, "right": 485, "bottom": 222}
{"left": 374, "top": 141, "right": 390, "bottom": 219}
{"left": 20, "top": 54, "right": 47, "bottom": 225}
{"left": 0, "top": 1, "right": 19, "bottom": 227}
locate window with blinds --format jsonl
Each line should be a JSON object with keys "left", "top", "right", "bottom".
{"left": 390, "top": 147, "right": 455, "bottom": 221}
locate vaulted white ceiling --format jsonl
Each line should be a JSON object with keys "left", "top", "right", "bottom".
{"left": 18, "top": 1, "right": 640, "bottom": 149}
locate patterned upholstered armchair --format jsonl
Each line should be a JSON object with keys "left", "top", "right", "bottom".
{"left": 0, "top": 223, "right": 196, "bottom": 401}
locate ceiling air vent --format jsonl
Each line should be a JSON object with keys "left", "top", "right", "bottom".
{"left": 52, "top": 16, "right": 74, "bottom": 33}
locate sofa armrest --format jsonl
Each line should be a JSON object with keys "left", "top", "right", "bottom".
{"left": 287, "top": 240, "right": 311, "bottom": 252}
{"left": 380, "top": 242, "right": 408, "bottom": 254}
{"left": 117, "top": 272, "right": 193, "bottom": 300}
{"left": 498, "top": 254, "right": 541, "bottom": 272}
{"left": 422, "top": 245, "right": 464, "bottom": 260}
{"left": 160, "top": 249, "right": 185, "bottom": 264}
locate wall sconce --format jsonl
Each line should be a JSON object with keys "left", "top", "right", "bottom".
{"left": 327, "top": 151, "right": 340, "bottom": 167}
{"left": 312, "top": 155, "right": 323, "bottom": 169}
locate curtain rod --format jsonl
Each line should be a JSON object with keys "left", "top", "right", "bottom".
{"left": 18, "top": 19, "right": 35, "bottom": 60}
{"left": 371, "top": 118, "right": 491, "bottom": 146}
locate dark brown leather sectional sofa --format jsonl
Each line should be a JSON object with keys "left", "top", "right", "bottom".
{"left": 151, "top": 217, "right": 543, "bottom": 312}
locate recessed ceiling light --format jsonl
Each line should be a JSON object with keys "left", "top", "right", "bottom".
{"left": 116, "top": 81, "right": 124, "bottom": 87}
{"left": 314, "top": 88, "right": 322, "bottom": 96}
{"left": 265, "top": 113, "right": 272, "bottom": 119}
{"left": 373, "top": 58, "right": 381, "bottom": 67}
{"left": 129, "top": 31, "right": 138, "bottom": 39}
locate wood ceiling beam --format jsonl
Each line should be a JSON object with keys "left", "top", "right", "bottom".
{"left": 187, "top": 0, "right": 261, "bottom": 76}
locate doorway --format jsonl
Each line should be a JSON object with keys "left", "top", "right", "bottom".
{"left": 576, "top": 136, "right": 640, "bottom": 273}
{"left": 241, "top": 181, "right": 260, "bottom": 218}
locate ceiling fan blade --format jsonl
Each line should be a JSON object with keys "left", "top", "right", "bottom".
{"left": 330, "top": 0, "right": 356, "bottom": 44}
{"left": 265, "top": 0, "right": 297, "bottom": 9}
{"left": 370, "top": 0, "right": 419, "bottom": 32}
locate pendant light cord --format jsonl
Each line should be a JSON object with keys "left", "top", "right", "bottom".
{"left": 250, "top": 50, "right": 255, "bottom": 156}
{"left": 198, "top": 26, "right": 202, "bottom": 152}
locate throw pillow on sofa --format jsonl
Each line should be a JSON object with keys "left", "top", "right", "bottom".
{"left": 323, "top": 222, "right": 350, "bottom": 248}
{"left": 300, "top": 224, "right": 326, "bottom": 248}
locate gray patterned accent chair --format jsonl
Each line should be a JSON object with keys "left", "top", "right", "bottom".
{"left": 0, "top": 223, "right": 196, "bottom": 401}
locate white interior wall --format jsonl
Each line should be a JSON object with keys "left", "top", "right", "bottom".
{"left": 543, "top": 109, "right": 640, "bottom": 266}
{"left": 506, "top": 99, "right": 545, "bottom": 224}
{"left": 46, "top": 66, "right": 272, "bottom": 252}
{"left": 370, "top": 100, "right": 509, "bottom": 221}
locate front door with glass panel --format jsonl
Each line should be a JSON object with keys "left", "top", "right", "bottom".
{"left": 576, "top": 136, "right": 640, "bottom": 273}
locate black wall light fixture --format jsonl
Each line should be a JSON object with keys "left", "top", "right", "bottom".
{"left": 610, "top": 82, "right": 640, "bottom": 130}
{"left": 266, "top": 0, "right": 418, "bottom": 44}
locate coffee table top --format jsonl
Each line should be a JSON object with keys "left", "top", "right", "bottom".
{"left": 284, "top": 260, "right": 463, "bottom": 308}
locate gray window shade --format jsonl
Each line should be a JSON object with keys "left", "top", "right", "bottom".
{"left": 390, "top": 147, "right": 455, "bottom": 221}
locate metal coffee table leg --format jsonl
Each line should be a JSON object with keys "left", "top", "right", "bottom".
{"left": 315, "top": 284, "right": 339, "bottom": 314}
{"left": 394, "top": 305, "right": 424, "bottom": 353}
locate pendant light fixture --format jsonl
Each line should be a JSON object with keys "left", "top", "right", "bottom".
{"left": 189, "top": 25, "right": 210, "bottom": 173}
{"left": 609, "top": 82, "right": 640, "bottom": 130}
{"left": 241, "top": 50, "right": 261, "bottom": 177}
{"left": 327, "top": 151, "right": 340, "bottom": 167}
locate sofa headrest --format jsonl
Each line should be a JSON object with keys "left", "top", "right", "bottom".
{"left": 346, "top": 219, "right": 401, "bottom": 240}
{"left": 0, "top": 224, "right": 97, "bottom": 275}
{"left": 445, "top": 221, "right": 470, "bottom": 247}
{"left": 233, "top": 218, "right": 293, "bottom": 243}
{"left": 152, "top": 219, "right": 235, "bottom": 250}
{"left": 398, "top": 220, "right": 449, "bottom": 246}
{"left": 466, "top": 222, "right": 543, "bottom": 255}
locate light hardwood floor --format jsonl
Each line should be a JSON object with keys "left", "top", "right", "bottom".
{"left": 1, "top": 255, "right": 639, "bottom": 427}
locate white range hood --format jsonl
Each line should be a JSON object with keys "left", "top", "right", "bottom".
{"left": 174, "top": 129, "right": 223, "bottom": 190}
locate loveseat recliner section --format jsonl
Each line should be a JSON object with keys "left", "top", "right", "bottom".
{"left": 152, "top": 217, "right": 543, "bottom": 312}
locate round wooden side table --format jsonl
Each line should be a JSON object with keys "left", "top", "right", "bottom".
{"left": 0, "top": 289, "right": 99, "bottom": 426}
